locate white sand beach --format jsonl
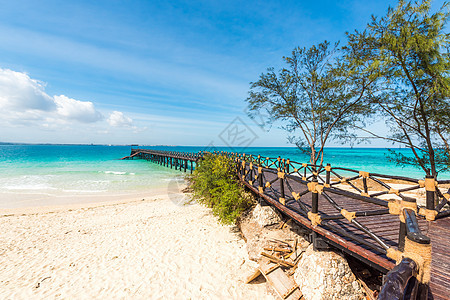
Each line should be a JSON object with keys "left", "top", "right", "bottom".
{"left": 0, "top": 189, "right": 272, "bottom": 299}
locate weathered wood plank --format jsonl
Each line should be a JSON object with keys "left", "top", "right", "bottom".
{"left": 259, "top": 258, "right": 303, "bottom": 300}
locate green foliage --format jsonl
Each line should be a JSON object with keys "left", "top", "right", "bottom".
{"left": 246, "top": 41, "right": 376, "bottom": 165}
{"left": 346, "top": 0, "right": 450, "bottom": 177}
{"left": 189, "top": 153, "right": 253, "bottom": 224}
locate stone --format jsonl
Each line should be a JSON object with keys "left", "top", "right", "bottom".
{"left": 251, "top": 204, "right": 282, "bottom": 227}
{"left": 294, "top": 244, "right": 365, "bottom": 300}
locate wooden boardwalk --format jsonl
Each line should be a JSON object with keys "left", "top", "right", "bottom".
{"left": 129, "top": 148, "right": 450, "bottom": 299}
{"left": 427, "top": 217, "right": 450, "bottom": 300}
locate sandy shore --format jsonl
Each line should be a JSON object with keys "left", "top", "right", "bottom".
{"left": 0, "top": 190, "right": 272, "bottom": 299}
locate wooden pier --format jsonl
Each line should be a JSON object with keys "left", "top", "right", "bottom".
{"left": 128, "top": 148, "right": 450, "bottom": 300}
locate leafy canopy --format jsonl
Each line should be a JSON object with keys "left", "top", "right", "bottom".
{"left": 247, "top": 41, "right": 375, "bottom": 165}
{"left": 347, "top": 0, "right": 450, "bottom": 177}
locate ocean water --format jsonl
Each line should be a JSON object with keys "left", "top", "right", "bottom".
{"left": 0, "top": 144, "right": 448, "bottom": 209}
{"left": 0, "top": 144, "right": 184, "bottom": 209}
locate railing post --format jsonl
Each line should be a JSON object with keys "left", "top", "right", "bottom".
{"left": 399, "top": 197, "right": 417, "bottom": 252}
{"left": 184, "top": 159, "right": 187, "bottom": 172}
{"left": 379, "top": 258, "right": 418, "bottom": 300}
{"left": 425, "top": 175, "right": 435, "bottom": 210}
{"left": 311, "top": 178, "right": 319, "bottom": 214}
{"left": 249, "top": 155, "right": 253, "bottom": 185}
{"left": 279, "top": 158, "right": 285, "bottom": 205}
{"left": 240, "top": 155, "right": 245, "bottom": 180}
{"left": 363, "top": 175, "right": 368, "bottom": 195}
{"left": 258, "top": 155, "right": 263, "bottom": 194}
{"left": 190, "top": 161, "right": 193, "bottom": 174}
{"left": 398, "top": 221, "right": 407, "bottom": 252}
{"left": 325, "top": 163, "right": 331, "bottom": 187}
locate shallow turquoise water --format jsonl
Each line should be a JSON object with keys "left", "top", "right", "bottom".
{"left": 0, "top": 145, "right": 183, "bottom": 208}
{"left": 0, "top": 144, "right": 447, "bottom": 208}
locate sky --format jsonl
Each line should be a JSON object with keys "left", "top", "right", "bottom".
{"left": 0, "top": 0, "right": 445, "bottom": 147}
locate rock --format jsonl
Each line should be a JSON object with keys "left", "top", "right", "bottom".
{"left": 294, "top": 244, "right": 365, "bottom": 300}
{"left": 239, "top": 205, "right": 308, "bottom": 261}
{"left": 252, "top": 204, "right": 281, "bottom": 227}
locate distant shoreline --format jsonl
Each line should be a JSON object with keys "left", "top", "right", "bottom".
{"left": 0, "top": 142, "right": 410, "bottom": 149}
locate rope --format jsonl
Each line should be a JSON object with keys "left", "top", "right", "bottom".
{"left": 341, "top": 209, "right": 356, "bottom": 222}
{"left": 386, "top": 247, "right": 403, "bottom": 262}
{"left": 388, "top": 199, "right": 417, "bottom": 215}
{"left": 292, "top": 192, "right": 300, "bottom": 200}
{"left": 389, "top": 188, "right": 400, "bottom": 195}
{"left": 418, "top": 208, "right": 438, "bottom": 221}
{"left": 359, "top": 171, "right": 369, "bottom": 178}
{"left": 307, "top": 212, "right": 322, "bottom": 226}
{"left": 403, "top": 238, "right": 432, "bottom": 284}
{"left": 424, "top": 177, "right": 436, "bottom": 191}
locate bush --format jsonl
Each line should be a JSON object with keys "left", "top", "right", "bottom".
{"left": 188, "top": 153, "right": 253, "bottom": 224}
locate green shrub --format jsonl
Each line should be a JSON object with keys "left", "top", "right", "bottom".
{"left": 188, "top": 153, "right": 253, "bottom": 224}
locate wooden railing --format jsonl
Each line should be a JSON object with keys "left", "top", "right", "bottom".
{"left": 130, "top": 148, "right": 449, "bottom": 299}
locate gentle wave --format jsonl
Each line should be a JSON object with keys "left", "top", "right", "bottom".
{"left": 62, "top": 189, "right": 107, "bottom": 193}
{"left": 101, "top": 171, "right": 136, "bottom": 175}
{"left": 4, "top": 184, "right": 57, "bottom": 191}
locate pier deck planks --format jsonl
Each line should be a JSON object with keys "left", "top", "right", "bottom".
{"left": 428, "top": 217, "right": 450, "bottom": 300}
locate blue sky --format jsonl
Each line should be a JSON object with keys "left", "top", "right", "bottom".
{"left": 0, "top": 0, "right": 444, "bottom": 146}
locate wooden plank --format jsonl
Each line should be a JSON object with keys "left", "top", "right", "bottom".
{"left": 261, "top": 252, "right": 296, "bottom": 267}
{"left": 245, "top": 268, "right": 262, "bottom": 284}
{"left": 259, "top": 258, "right": 303, "bottom": 300}
{"left": 428, "top": 217, "right": 450, "bottom": 300}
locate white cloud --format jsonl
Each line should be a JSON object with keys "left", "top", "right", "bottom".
{"left": 0, "top": 68, "right": 105, "bottom": 126}
{"left": 54, "top": 95, "right": 102, "bottom": 123}
{"left": 0, "top": 68, "right": 55, "bottom": 111}
{"left": 0, "top": 68, "right": 147, "bottom": 143}
{"left": 107, "top": 111, "right": 133, "bottom": 127}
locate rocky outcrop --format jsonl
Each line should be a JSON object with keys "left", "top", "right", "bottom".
{"left": 239, "top": 204, "right": 307, "bottom": 262}
{"left": 252, "top": 203, "right": 282, "bottom": 227}
{"left": 293, "top": 244, "right": 364, "bottom": 300}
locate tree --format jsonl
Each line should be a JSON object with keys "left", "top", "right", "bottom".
{"left": 346, "top": 0, "right": 450, "bottom": 178}
{"left": 246, "top": 41, "right": 377, "bottom": 165}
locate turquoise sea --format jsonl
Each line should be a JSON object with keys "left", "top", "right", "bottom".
{"left": 0, "top": 144, "right": 183, "bottom": 209}
{"left": 0, "top": 144, "right": 448, "bottom": 209}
